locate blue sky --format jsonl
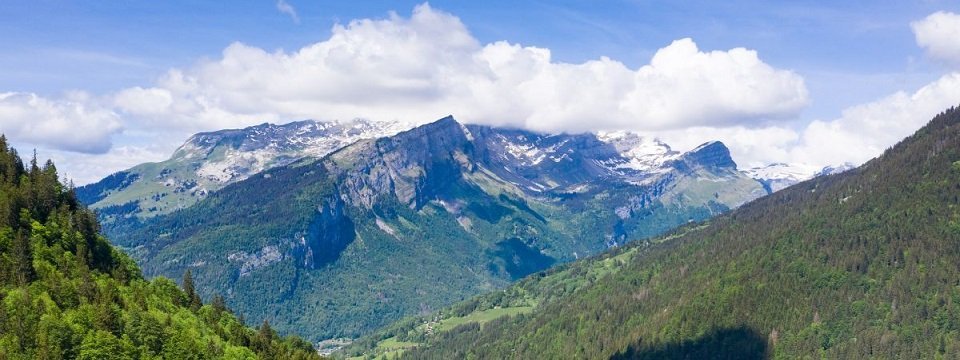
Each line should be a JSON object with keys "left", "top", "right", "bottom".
{"left": 2, "top": 1, "right": 960, "bottom": 183}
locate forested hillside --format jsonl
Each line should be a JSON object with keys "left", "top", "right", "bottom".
{"left": 350, "top": 105, "right": 960, "bottom": 359}
{"left": 0, "top": 135, "right": 321, "bottom": 359}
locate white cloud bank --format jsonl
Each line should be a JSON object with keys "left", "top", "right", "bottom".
{"left": 912, "top": 11, "right": 960, "bottom": 68}
{"left": 0, "top": 92, "right": 121, "bottom": 153}
{"left": 3, "top": 4, "right": 960, "bottom": 184}
{"left": 664, "top": 72, "right": 960, "bottom": 169}
{"left": 661, "top": 11, "right": 960, "bottom": 169}
{"left": 109, "top": 4, "right": 808, "bottom": 135}
{"left": 789, "top": 72, "right": 960, "bottom": 166}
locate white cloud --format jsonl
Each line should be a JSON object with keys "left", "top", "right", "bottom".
{"left": 111, "top": 4, "right": 808, "bottom": 135}
{"left": 912, "top": 11, "right": 960, "bottom": 68}
{"left": 789, "top": 72, "right": 960, "bottom": 166}
{"left": 276, "top": 0, "right": 300, "bottom": 24}
{"left": 641, "top": 10, "right": 960, "bottom": 170}
{"left": 40, "top": 145, "right": 169, "bottom": 185}
{"left": 13, "top": 4, "right": 960, "bottom": 184}
{"left": 654, "top": 72, "right": 960, "bottom": 170}
{"left": 0, "top": 91, "right": 122, "bottom": 153}
{"left": 656, "top": 125, "right": 800, "bottom": 168}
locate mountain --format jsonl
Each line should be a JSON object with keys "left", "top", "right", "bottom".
{"left": 348, "top": 106, "right": 960, "bottom": 358}
{"left": 0, "top": 136, "right": 321, "bottom": 359}
{"left": 104, "top": 116, "right": 767, "bottom": 342}
{"left": 746, "top": 162, "right": 855, "bottom": 192}
{"left": 76, "top": 119, "right": 411, "bottom": 220}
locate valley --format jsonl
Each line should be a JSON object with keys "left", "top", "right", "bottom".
{"left": 77, "top": 116, "right": 793, "bottom": 342}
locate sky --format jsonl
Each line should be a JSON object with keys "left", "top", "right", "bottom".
{"left": 2, "top": 1, "right": 960, "bottom": 184}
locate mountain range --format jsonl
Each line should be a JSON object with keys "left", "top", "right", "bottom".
{"left": 77, "top": 119, "right": 840, "bottom": 224}
{"left": 77, "top": 116, "right": 807, "bottom": 342}
{"left": 347, "top": 106, "right": 960, "bottom": 358}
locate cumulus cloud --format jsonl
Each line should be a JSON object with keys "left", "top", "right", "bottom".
{"left": 912, "top": 11, "right": 960, "bottom": 68}
{"left": 656, "top": 125, "right": 800, "bottom": 168}
{"left": 13, "top": 4, "right": 960, "bottom": 184}
{"left": 656, "top": 72, "right": 960, "bottom": 169}
{"left": 111, "top": 4, "right": 808, "bottom": 135}
{"left": 789, "top": 72, "right": 960, "bottom": 166}
{"left": 41, "top": 145, "right": 169, "bottom": 185}
{"left": 650, "top": 10, "right": 960, "bottom": 169}
{"left": 276, "top": 0, "right": 300, "bottom": 24}
{"left": 0, "top": 92, "right": 122, "bottom": 153}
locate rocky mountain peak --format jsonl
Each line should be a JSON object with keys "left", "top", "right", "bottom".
{"left": 678, "top": 141, "right": 737, "bottom": 171}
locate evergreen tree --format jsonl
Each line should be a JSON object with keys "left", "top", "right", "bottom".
{"left": 257, "top": 319, "right": 277, "bottom": 359}
{"left": 212, "top": 294, "right": 229, "bottom": 319}
{"left": 11, "top": 229, "right": 33, "bottom": 285}
{"left": 182, "top": 269, "right": 202, "bottom": 311}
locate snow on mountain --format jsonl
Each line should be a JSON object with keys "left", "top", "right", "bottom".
{"left": 745, "top": 162, "right": 855, "bottom": 192}
{"left": 77, "top": 118, "right": 413, "bottom": 218}
{"left": 182, "top": 119, "right": 412, "bottom": 185}
{"left": 816, "top": 163, "right": 856, "bottom": 177}
{"left": 596, "top": 131, "right": 679, "bottom": 173}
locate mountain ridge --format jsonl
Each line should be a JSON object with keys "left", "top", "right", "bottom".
{"left": 76, "top": 118, "right": 412, "bottom": 219}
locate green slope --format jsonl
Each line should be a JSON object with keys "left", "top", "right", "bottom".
{"left": 0, "top": 136, "right": 321, "bottom": 359}
{"left": 349, "top": 105, "right": 960, "bottom": 359}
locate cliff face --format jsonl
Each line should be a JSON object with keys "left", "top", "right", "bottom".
{"left": 675, "top": 141, "right": 738, "bottom": 173}
{"left": 330, "top": 116, "right": 472, "bottom": 210}
{"left": 303, "top": 194, "right": 355, "bottom": 269}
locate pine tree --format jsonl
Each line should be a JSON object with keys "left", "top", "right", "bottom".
{"left": 257, "top": 319, "right": 276, "bottom": 358}
{"left": 259, "top": 319, "right": 273, "bottom": 342}
{"left": 12, "top": 229, "right": 34, "bottom": 286}
{"left": 182, "top": 269, "right": 202, "bottom": 311}
{"left": 212, "top": 294, "right": 229, "bottom": 319}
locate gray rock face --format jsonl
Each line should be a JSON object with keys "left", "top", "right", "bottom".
{"left": 303, "top": 195, "right": 355, "bottom": 269}
{"left": 676, "top": 141, "right": 738, "bottom": 172}
{"left": 330, "top": 116, "right": 472, "bottom": 209}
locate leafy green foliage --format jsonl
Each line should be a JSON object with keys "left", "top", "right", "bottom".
{"left": 353, "top": 105, "right": 960, "bottom": 358}
{"left": 0, "top": 136, "right": 322, "bottom": 359}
